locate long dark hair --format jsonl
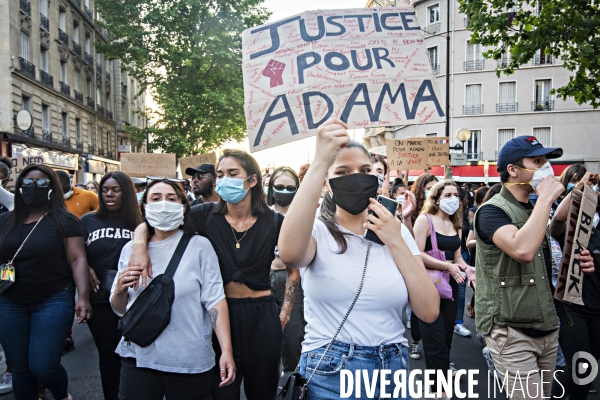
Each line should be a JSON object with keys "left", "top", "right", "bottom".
{"left": 140, "top": 179, "right": 194, "bottom": 238}
{"left": 319, "top": 140, "right": 371, "bottom": 254}
{"left": 95, "top": 171, "right": 143, "bottom": 231}
{"left": 410, "top": 173, "right": 438, "bottom": 224}
{"left": 214, "top": 149, "right": 270, "bottom": 216}
{"left": 267, "top": 166, "right": 299, "bottom": 207}
{"left": 559, "top": 164, "right": 586, "bottom": 192}
{"left": 0, "top": 164, "right": 73, "bottom": 246}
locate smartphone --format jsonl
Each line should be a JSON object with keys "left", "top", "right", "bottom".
{"left": 364, "top": 195, "right": 399, "bottom": 245}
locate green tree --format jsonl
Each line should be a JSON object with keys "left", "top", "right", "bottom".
{"left": 460, "top": 0, "right": 600, "bottom": 108}
{"left": 95, "top": 0, "right": 271, "bottom": 156}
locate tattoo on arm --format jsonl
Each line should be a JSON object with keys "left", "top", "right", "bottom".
{"left": 209, "top": 308, "right": 218, "bottom": 330}
{"left": 284, "top": 279, "right": 300, "bottom": 304}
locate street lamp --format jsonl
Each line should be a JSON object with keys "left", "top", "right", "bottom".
{"left": 456, "top": 128, "right": 472, "bottom": 154}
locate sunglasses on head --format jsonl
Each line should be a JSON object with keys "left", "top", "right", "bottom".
{"left": 273, "top": 185, "right": 297, "bottom": 192}
{"left": 21, "top": 178, "right": 51, "bottom": 188}
{"left": 146, "top": 176, "right": 186, "bottom": 187}
{"left": 370, "top": 153, "right": 388, "bottom": 160}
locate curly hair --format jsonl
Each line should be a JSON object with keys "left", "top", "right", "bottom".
{"left": 298, "top": 163, "right": 310, "bottom": 183}
{"left": 420, "top": 180, "right": 463, "bottom": 231}
{"left": 410, "top": 173, "right": 438, "bottom": 224}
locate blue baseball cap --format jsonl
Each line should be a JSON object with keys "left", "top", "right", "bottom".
{"left": 497, "top": 136, "right": 563, "bottom": 172}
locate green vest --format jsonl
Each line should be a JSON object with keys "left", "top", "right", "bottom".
{"left": 474, "top": 186, "right": 558, "bottom": 335}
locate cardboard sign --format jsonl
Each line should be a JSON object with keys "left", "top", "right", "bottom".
{"left": 555, "top": 185, "right": 599, "bottom": 305}
{"left": 242, "top": 6, "right": 445, "bottom": 152}
{"left": 179, "top": 152, "right": 218, "bottom": 179}
{"left": 386, "top": 138, "right": 429, "bottom": 170}
{"left": 424, "top": 137, "right": 449, "bottom": 166}
{"left": 6, "top": 156, "right": 45, "bottom": 191}
{"left": 120, "top": 153, "right": 177, "bottom": 178}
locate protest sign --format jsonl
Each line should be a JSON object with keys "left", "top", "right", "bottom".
{"left": 386, "top": 138, "right": 429, "bottom": 170}
{"left": 120, "top": 153, "right": 177, "bottom": 178}
{"left": 6, "top": 156, "right": 45, "bottom": 191}
{"left": 424, "top": 137, "right": 449, "bottom": 166}
{"left": 179, "top": 153, "right": 218, "bottom": 179}
{"left": 555, "top": 190, "right": 581, "bottom": 302}
{"left": 242, "top": 6, "right": 445, "bottom": 152}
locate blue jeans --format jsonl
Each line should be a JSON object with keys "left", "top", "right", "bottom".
{"left": 455, "top": 250, "right": 470, "bottom": 324}
{"left": 298, "top": 341, "right": 411, "bottom": 399}
{"left": 0, "top": 286, "right": 74, "bottom": 400}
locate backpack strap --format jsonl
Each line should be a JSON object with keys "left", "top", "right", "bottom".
{"left": 164, "top": 234, "right": 193, "bottom": 279}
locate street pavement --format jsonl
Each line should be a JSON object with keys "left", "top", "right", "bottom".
{"left": 1, "top": 288, "right": 599, "bottom": 399}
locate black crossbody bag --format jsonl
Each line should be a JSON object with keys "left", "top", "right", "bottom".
{"left": 118, "top": 234, "right": 192, "bottom": 347}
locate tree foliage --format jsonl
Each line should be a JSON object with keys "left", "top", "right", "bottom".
{"left": 459, "top": 0, "right": 600, "bottom": 108}
{"left": 95, "top": 0, "right": 271, "bottom": 156}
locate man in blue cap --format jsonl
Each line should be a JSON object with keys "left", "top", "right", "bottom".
{"left": 473, "top": 136, "right": 595, "bottom": 399}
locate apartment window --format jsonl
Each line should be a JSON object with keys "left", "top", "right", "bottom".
{"left": 88, "top": 123, "right": 93, "bottom": 144}
{"left": 97, "top": 87, "right": 103, "bottom": 106}
{"left": 85, "top": 37, "right": 91, "bottom": 53}
{"left": 76, "top": 118, "right": 81, "bottom": 141}
{"left": 497, "top": 82, "right": 517, "bottom": 112}
{"left": 86, "top": 79, "right": 93, "bottom": 97}
{"left": 85, "top": 0, "right": 90, "bottom": 7}
{"left": 466, "top": 130, "right": 481, "bottom": 160}
{"left": 20, "top": 32, "right": 30, "bottom": 61}
{"left": 105, "top": 59, "right": 110, "bottom": 72}
{"left": 61, "top": 112, "right": 68, "bottom": 138}
{"left": 498, "top": 129, "right": 516, "bottom": 150}
{"left": 39, "top": 49, "right": 48, "bottom": 72}
{"left": 428, "top": 47, "right": 439, "bottom": 74}
{"left": 428, "top": 4, "right": 440, "bottom": 23}
{"left": 74, "top": 71, "right": 80, "bottom": 91}
{"left": 106, "top": 94, "right": 111, "bottom": 111}
{"left": 533, "top": 127, "right": 551, "bottom": 147}
{"left": 22, "top": 96, "right": 31, "bottom": 111}
{"left": 73, "top": 24, "right": 79, "bottom": 44}
{"left": 534, "top": 79, "right": 553, "bottom": 111}
{"left": 464, "top": 84, "right": 483, "bottom": 114}
{"left": 96, "top": 53, "right": 102, "bottom": 65}
{"left": 465, "top": 42, "right": 483, "bottom": 70}
{"left": 39, "top": 0, "right": 48, "bottom": 16}
{"left": 42, "top": 105, "right": 50, "bottom": 131}
{"left": 59, "top": 10, "right": 66, "bottom": 31}
{"left": 60, "top": 61, "right": 67, "bottom": 82}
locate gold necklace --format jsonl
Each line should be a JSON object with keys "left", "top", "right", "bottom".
{"left": 227, "top": 215, "right": 254, "bottom": 249}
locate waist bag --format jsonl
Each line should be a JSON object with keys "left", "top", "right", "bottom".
{"left": 118, "top": 234, "right": 192, "bottom": 347}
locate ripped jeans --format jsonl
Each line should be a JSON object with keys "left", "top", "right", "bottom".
{"left": 298, "top": 340, "right": 411, "bottom": 400}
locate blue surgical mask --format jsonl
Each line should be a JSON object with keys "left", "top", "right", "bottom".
{"left": 216, "top": 176, "right": 252, "bottom": 204}
{"left": 264, "top": 186, "right": 269, "bottom": 196}
{"left": 566, "top": 182, "right": 575, "bottom": 191}
{"left": 424, "top": 190, "right": 430, "bottom": 199}
{"left": 377, "top": 174, "right": 384, "bottom": 189}
{"left": 136, "top": 191, "right": 144, "bottom": 203}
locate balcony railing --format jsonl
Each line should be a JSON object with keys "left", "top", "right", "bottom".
{"left": 87, "top": 97, "right": 95, "bottom": 109}
{"left": 40, "top": 70, "right": 53, "bottom": 87}
{"left": 60, "top": 81, "right": 71, "bottom": 96}
{"left": 431, "top": 65, "right": 440, "bottom": 75}
{"left": 62, "top": 136, "right": 71, "bottom": 147}
{"left": 88, "top": 143, "right": 95, "bottom": 154}
{"left": 42, "top": 130, "right": 52, "bottom": 142}
{"left": 72, "top": 0, "right": 81, "bottom": 7}
{"left": 97, "top": 104, "right": 105, "bottom": 116}
{"left": 19, "top": 57, "right": 36, "bottom": 79}
{"left": 98, "top": 148, "right": 104, "bottom": 156}
{"left": 467, "top": 152, "right": 483, "bottom": 161}
{"left": 497, "top": 58, "right": 511, "bottom": 68}
{"left": 106, "top": 110, "right": 113, "bottom": 120}
{"left": 464, "top": 60, "right": 485, "bottom": 71}
{"left": 532, "top": 101, "right": 554, "bottom": 111}
{"left": 76, "top": 140, "right": 83, "bottom": 151}
{"left": 40, "top": 13, "right": 49, "bottom": 31}
{"left": 464, "top": 17, "right": 469, "bottom": 28}
{"left": 22, "top": 127, "right": 34, "bottom": 138}
{"left": 107, "top": 150, "right": 113, "bottom": 159}
{"left": 496, "top": 103, "right": 518, "bottom": 113}
{"left": 533, "top": 54, "right": 554, "bottom": 65}
{"left": 20, "top": 0, "right": 31, "bottom": 15}
{"left": 96, "top": 63, "right": 102, "bottom": 75}
{"left": 72, "top": 41, "right": 81, "bottom": 57}
{"left": 424, "top": 22, "right": 441, "bottom": 36}
{"left": 85, "top": 52, "right": 93, "bottom": 65}
{"left": 463, "top": 105, "right": 484, "bottom": 115}
{"left": 105, "top": 71, "right": 111, "bottom": 82}
{"left": 74, "top": 90, "right": 83, "bottom": 104}
{"left": 84, "top": 6, "right": 93, "bottom": 19}
{"left": 58, "top": 29, "right": 69, "bottom": 45}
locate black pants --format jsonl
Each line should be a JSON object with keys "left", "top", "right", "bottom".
{"left": 551, "top": 304, "right": 600, "bottom": 399}
{"left": 270, "top": 269, "right": 306, "bottom": 372}
{"left": 410, "top": 308, "right": 421, "bottom": 342}
{"left": 212, "top": 295, "right": 282, "bottom": 400}
{"left": 417, "top": 279, "right": 459, "bottom": 391}
{"left": 118, "top": 357, "right": 213, "bottom": 400}
{"left": 87, "top": 301, "right": 122, "bottom": 400}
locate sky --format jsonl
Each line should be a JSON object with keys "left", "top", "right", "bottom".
{"left": 221, "top": 0, "right": 369, "bottom": 173}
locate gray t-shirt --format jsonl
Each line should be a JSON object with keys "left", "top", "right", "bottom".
{"left": 111, "top": 230, "right": 225, "bottom": 373}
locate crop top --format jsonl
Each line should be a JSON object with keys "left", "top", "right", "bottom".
{"left": 190, "top": 203, "right": 284, "bottom": 291}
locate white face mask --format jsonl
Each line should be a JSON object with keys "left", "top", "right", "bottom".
{"left": 531, "top": 161, "right": 555, "bottom": 192}
{"left": 144, "top": 201, "right": 184, "bottom": 232}
{"left": 439, "top": 196, "right": 460, "bottom": 215}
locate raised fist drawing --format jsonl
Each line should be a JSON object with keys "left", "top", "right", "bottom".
{"left": 262, "top": 59, "right": 286, "bottom": 88}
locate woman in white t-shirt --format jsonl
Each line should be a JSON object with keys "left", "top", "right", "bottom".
{"left": 279, "top": 118, "right": 439, "bottom": 399}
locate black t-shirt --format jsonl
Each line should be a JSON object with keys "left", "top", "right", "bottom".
{"left": 475, "top": 203, "right": 555, "bottom": 337}
{"left": 425, "top": 232, "right": 461, "bottom": 261}
{"left": 0, "top": 204, "right": 8, "bottom": 215}
{"left": 0, "top": 212, "right": 83, "bottom": 304}
{"left": 81, "top": 212, "right": 135, "bottom": 273}
{"left": 190, "top": 197, "right": 204, "bottom": 206}
{"left": 190, "top": 203, "right": 284, "bottom": 291}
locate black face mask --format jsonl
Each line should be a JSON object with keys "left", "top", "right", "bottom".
{"left": 328, "top": 174, "right": 379, "bottom": 215}
{"left": 20, "top": 186, "right": 51, "bottom": 207}
{"left": 272, "top": 189, "right": 296, "bottom": 208}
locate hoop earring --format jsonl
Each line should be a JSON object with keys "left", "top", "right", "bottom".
{"left": 47, "top": 189, "right": 53, "bottom": 200}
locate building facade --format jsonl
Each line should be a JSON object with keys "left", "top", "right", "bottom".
{"left": 0, "top": 0, "right": 146, "bottom": 186}
{"left": 364, "top": 0, "right": 600, "bottom": 181}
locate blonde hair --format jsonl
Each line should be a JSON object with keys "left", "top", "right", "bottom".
{"left": 420, "top": 179, "right": 463, "bottom": 231}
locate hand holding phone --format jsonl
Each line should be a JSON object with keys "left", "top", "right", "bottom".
{"left": 364, "top": 195, "right": 399, "bottom": 245}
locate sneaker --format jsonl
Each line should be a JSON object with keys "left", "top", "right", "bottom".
{"left": 450, "top": 363, "right": 458, "bottom": 376}
{"left": 62, "top": 338, "right": 75, "bottom": 355}
{"left": 454, "top": 324, "right": 472, "bottom": 337}
{"left": 482, "top": 347, "right": 498, "bottom": 377}
{"left": 477, "top": 333, "right": 486, "bottom": 345}
{"left": 0, "top": 372, "right": 12, "bottom": 394}
{"left": 409, "top": 343, "right": 421, "bottom": 360}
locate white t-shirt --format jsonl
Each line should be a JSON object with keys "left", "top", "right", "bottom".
{"left": 301, "top": 219, "right": 420, "bottom": 352}
{"left": 111, "top": 230, "right": 225, "bottom": 373}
